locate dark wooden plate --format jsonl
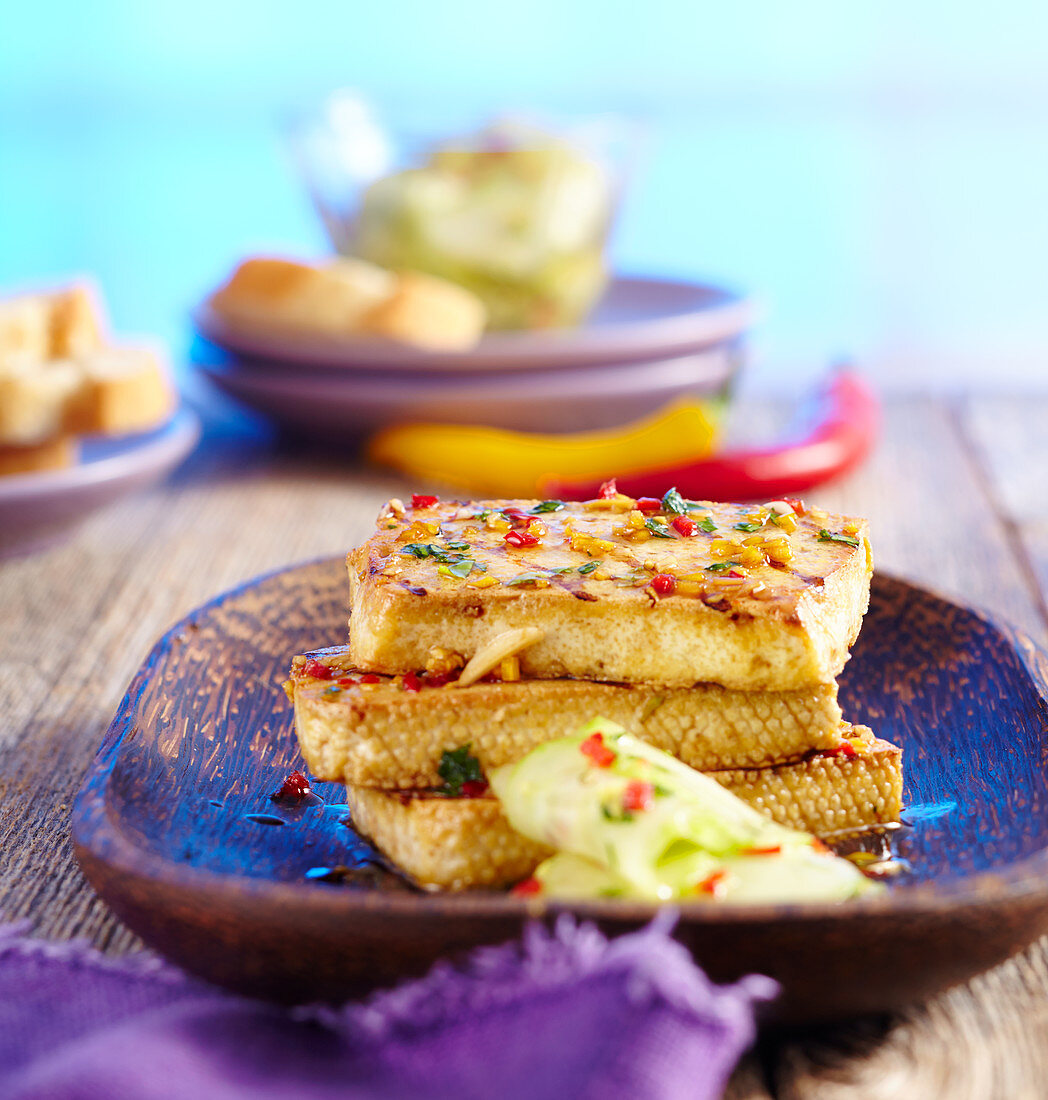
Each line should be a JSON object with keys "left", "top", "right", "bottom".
{"left": 73, "top": 558, "right": 1048, "bottom": 1022}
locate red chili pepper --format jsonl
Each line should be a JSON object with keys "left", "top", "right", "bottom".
{"left": 401, "top": 671, "right": 423, "bottom": 692}
{"left": 635, "top": 496, "right": 662, "bottom": 513}
{"left": 336, "top": 677, "right": 357, "bottom": 687}
{"left": 303, "top": 658, "right": 333, "bottom": 681}
{"left": 671, "top": 515, "right": 698, "bottom": 537}
{"left": 695, "top": 870, "right": 728, "bottom": 897}
{"left": 272, "top": 770, "right": 311, "bottom": 800}
{"left": 651, "top": 573, "right": 676, "bottom": 595}
{"left": 460, "top": 779, "right": 490, "bottom": 798}
{"left": 360, "top": 673, "right": 381, "bottom": 684}
{"left": 598, "top": 478, "right": 619, "bottom": 499}
{"left": 739, "top": 845, "right": 782, "bottom": 856}
{"left": 580, "top": 732, "right": 616, "bottom": 768}
{"left": 623, "top": 780, "right": 655, "bottom": 813}
{"left": 785, "top": 498, "right": 806, "bottom": 515}
{"left": 411, "top": 493, "right": 439, "bottom": 508}
{"left": 511, "top": 877, "right": 543, "bottom": 897}
{"left": 505, "top": 529, "right": 540, "bottom": 548}
{"left": 543, "top": 370, "right": 878, "bottom": 502}
{"left": 812, "top": 838, "right": 830, "bottom": 854}
{"left": 822, "top": 742, "right": 857, "bottom": 759}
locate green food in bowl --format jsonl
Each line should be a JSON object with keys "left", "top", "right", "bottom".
{"left": 353, "top": 127, "right": 614, "bottom": 330}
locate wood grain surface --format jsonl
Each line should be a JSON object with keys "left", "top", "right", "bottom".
{"left": 2, "top": 394, "right": 1047, "bottom": 1098}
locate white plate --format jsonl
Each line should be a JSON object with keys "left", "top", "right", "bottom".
{"left": 193, "top": 275, "right": 753, "bottom": 374}
{"left": 194, "top": 345, "right": 740, "bottom": 437}
{"left": 0, "top": 409, "right": 201, "bottom": 558}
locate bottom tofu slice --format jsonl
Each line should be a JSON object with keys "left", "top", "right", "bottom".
{"left": 346, "top": 731, "right": 903, "bottom": 891}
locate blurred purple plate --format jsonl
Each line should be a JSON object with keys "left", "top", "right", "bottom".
{"left": 193, "top": 342, "right": 741, "bottom": 438}
{"left": 0, "top": 408, "right": 200, "bottom": 558}
{"left": 193, "top": 275, "right": 753, "bottom": 374}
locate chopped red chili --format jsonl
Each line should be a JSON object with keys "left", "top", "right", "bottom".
{"left": 739, "top": 845, "right": 782, "bottom": 856}
{"left": 580, "top": 732, "right": 617, "bottom": 768}
{"left": 651, "top": 573, "right": 677, "bottom": 595}
{"left": 424, "top": 670, "right": 452, "bottom": 687}
{"left": 598, "top": 478, "right": 619, "bottom": 499}
{"left": 671, "top": 515, "right": 698, "bottom": 537}
{"left": 785, "top": 498, "right": 806, "bottom": 515}
{"left": 636, "top": 497, "right": 662, "bottom": 514}
{"left": 272, "top": 770, "right": 312, "bottom": 800}
{"left": 505, "top": 529, "right": 540, "bottom": 548}
{"left": 411, "top": 494, "right": 439, "bottom": 508}
{"left": 811, "top": 838, "right": 830, "bottom": 853}
{"left": 822, "top": 742, "right": 857, "bottom": 759}
{"left": 303, "top": 658, "right": 334, "bottom": 681}
{"left": 460, "top": 779, "right": 490, "bottom": 798}
{"left": 511, "top": 877, "right": 543, "bottom": 897}
{"left": 336, "top": 677, "right": 357, "bottom": 687}
{"left": 401, "top": 671, "right": 423, "bottom": 692}
{"left": 360, "top": 673, "right": 381, "bottom": 684}
{"left": 502, "top": 507, "right": 531, "bottom": 529}
{"left": 695, "top": 870, "right": 728, "bottom": 897}
{"left": 622, "top": 780, "right": 655, "bottom": 813}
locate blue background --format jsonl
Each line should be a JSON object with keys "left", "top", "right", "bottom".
{"left": 3, "top": 1, "right": 1047, "bottom": 390}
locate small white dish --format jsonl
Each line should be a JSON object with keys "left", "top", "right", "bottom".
{"left": 193, "top": 275, "right": 753, "bottom": 375}
{"left": 193, "top": 344, "right": 740, "bottom": 438}
{"left": 0, "top": 408, "right": 200, "bottom": 558}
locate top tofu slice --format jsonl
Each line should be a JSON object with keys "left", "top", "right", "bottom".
{"left": 348, "top": 494, "right": 873, "bottom": 691}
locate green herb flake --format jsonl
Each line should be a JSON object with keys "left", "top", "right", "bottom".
{"left": 442, "top": 559, "right": 475, "bottom": 579}
{"left": 644, "top": 517, "right": 675, "bottom": 539}
{"left": 323, "top": 684, "right": 342, "bottom": 695}
{"left": 733, "top": 521, "right": 762, "bottom": 533}
{"left": 705, "top": 561, "right": 734, "bottom": 572}
{"left": 436, "top": 744, "right": 485, "bottom": 797}
{"left": 639, "top": 693, "right": 667, "bottom": 722}
{"left": 600, "top": 803, "right": 633, "bottom": 824}
{"left": 504, "top": 571, "right": 551, "bottom": 587}
{"left": 578, "top": 560, "right": 602, "bottom": 575}
{"left": 400, "top": 542, "right": 435, "bottom": 558}
{"left": 661, "top": 488, "right": 688, "bottom": 515}
{"left": 819, "top": 528, "right": 860, "bottom": 547}
{"left": 696, "top": 515, "right": 717, "bottom": 534}
{"left": 544, "top": 565, "right": 575, "bottom": 575}
{"left": 444, "top": 540, "right": 470, "bottom": 551}
{"left": 530, "top": 500, "right": 565, "bottom": 514}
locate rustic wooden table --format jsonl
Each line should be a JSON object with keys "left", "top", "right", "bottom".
{"left": 2, "top": 393, "right": 1047, "bottom": 1099}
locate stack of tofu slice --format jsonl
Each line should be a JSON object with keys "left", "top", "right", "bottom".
{"left": 286, "top": 491, "right": 902, "bottom": 891}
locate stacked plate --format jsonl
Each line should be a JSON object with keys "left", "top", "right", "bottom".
{"left": 191, "top": 275, "right": 753, "bottom": 438}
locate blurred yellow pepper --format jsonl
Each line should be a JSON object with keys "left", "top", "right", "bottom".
{"left": 366, "top": 397, "right": 720, "bottom": 498}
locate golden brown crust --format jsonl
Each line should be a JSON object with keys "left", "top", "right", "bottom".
{"left": 361, "top": 270, "right": 486, "bottom": 351}
{"left": 0, "top": 435, "right": 78, "bottom": 476}
{"left": 288, "top": 645, "right": 845, "bottom": 785}
{"left": 346, "top": 786, "right": 551, "bottom": 891}
{"left": 345, "top": 733, "right": 903, "bottom": 891}
{"left": 348, "top": 497, "right": 872, "bottom": 689}
{"left": 209, "top": 257, "right": 484, "bottom": 350}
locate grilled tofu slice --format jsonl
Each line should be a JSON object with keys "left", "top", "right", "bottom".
{"left": 286, "top": 645, "right": 845, "bottom": 786}
{"left": 345, "top": 728, "right": 903, "bottom": 891}
{"left": 348, "top": 495, "right": 872, "bottom": 690}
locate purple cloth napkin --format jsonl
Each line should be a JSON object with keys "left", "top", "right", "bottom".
{"left": 0, "top": 912, "right": 775, "bottom": 1100}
